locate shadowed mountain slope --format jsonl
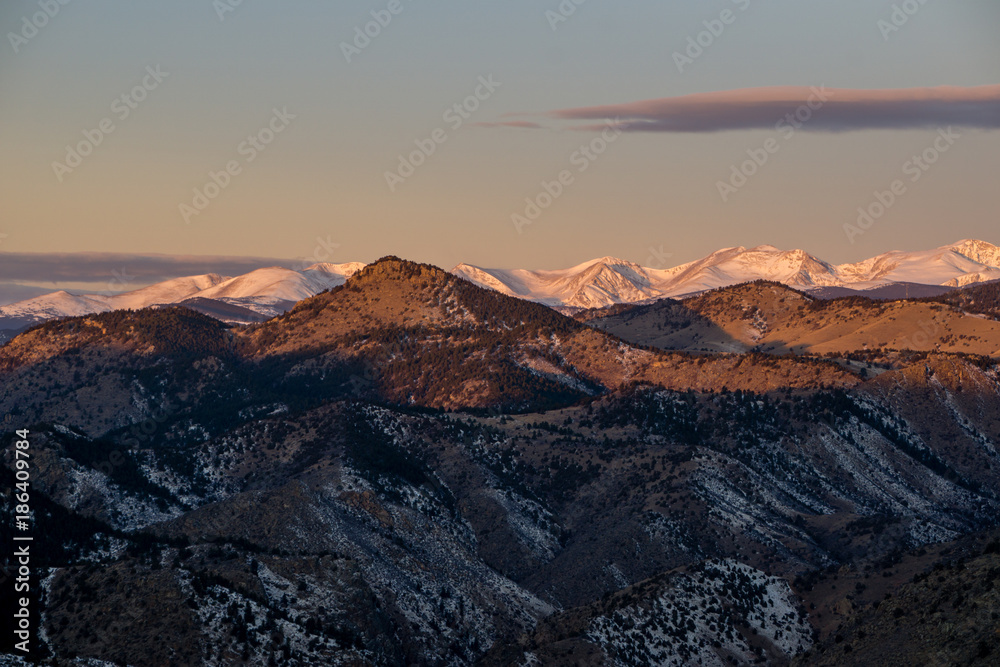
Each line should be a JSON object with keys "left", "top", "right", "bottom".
{"left": 3, "top": 257, "right": 1000, "bottom": 665}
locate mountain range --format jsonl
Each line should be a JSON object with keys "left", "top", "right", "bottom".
{"left": 0, "top": 263, "right": 365, "bottom": 334}
{"left": 2, "top": 241, "right": 997, "bottom": 337}
{"left": 453, "top": 239, "right": 1000, "bottom": 309}
{"left": 2, "top": 256, "right": 1000, "bottom": 665}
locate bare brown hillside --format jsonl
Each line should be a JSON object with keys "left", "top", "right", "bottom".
{"left": 3, "top": 260, "right": 1000, "bottom": 666}
{"left": 583, "top": 281, "right": 1000, "bottom": 358}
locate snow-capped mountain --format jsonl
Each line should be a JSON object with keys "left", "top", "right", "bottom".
{"left": 0, "top": 263, "right": 364, "bottom": 332}
{"left": 838, "top": 241, "right": 1000, "bottom": 288}
{"left": 652, "top": 245, "right": 844, "bottom": 293}
{"left": 454, "top": 240, "right": 1000, "bottom": 309}
{"left": 1, "top": 241, "right": 997, "bottom": 332}
{"left": 452, "top": 257, "right": 662, "bottom": 309}
{"left": 188, "top": 264, "right": 367, "bottom": 315}
{"left": 0, "top": 274, "right": 228, "bottom": 327}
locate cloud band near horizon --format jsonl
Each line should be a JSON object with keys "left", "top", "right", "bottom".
{"left": 0, "top": 252, "right": 296, "bottom": 284}
{"left": 496, "top": 84, "right": 1000, "bottom": 133}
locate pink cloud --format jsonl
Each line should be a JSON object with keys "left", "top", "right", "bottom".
{"left": 505, "top": 84, "right": 1000, "bottom": 133}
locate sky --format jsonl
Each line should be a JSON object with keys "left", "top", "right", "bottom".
{"left": 1, "top": 0, "right": 998, "bottom": 295}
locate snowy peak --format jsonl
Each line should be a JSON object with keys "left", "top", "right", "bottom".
{"left": 453, "top": 240, "right": 999, "bottom": 309}
{"left": 450, "top": 264, "right": 531, "bottom": 301}
{"left": 837, "top": 242, "right": 1000, "bottom": 287}
{"left": 0, "top": 291, "right": 111, "bottom": 322}
{"left": 453, "top": 257, "right": 657, "bottom": 309}
{"left": 2, "top": 240, "right": 997, "bottom": 328}
{"left": 196, "top": 267, "right": 321, "bottom": 302}
{"left": 0, "top": 262, "right": 367, "bottom": 329}
{"left": 111, "top": 273, "right": 230, "bottom": 310}
{"left": 946, "top": 239, "right": 1000, "bottom": 267}
{"left": 304, "top": 262, "right": 368, "bottom": 278}
{"left": 561, "top": 261, "right": 657, "bottom": 309}
{"left": 700, "top": 246, "right": 840, "bottom": 288}
{"left": 576, "top": 256, "right": 643, "bottom": 273}
{"left": 194, "top": 262, "right": 363, "bottom": 305}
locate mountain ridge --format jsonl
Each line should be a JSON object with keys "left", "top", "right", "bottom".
{"left": 1, "top": 241, "right": 997, "bottom": 333}
{"left": 0, "top": 262, "right": 364, "bottom": 333}
{"left": 3, "top": 254, "right": 1000, "bottom": 665}
{"left": 455, "top": 239, "right": 1000, "bottom": 309}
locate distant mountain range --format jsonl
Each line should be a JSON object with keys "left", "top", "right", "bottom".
{"left": 454, "top": 239, "right": 1000, "bottom": 309}
{"left": 0, "top": 263, "right": 365, "bottom": 333}
{"left": 2, "top": 240, "right": 998, "bottom": 333}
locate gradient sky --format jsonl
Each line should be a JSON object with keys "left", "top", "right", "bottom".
{"left": 1, "top": 0, "right": 998, "bottom": 290}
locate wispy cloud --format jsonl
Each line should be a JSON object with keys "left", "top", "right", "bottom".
{"left": 472, "top": 120, "right": 544, "bottom": 129}
{"left": 0, "top": 252, "right": 294, "bottom": 284}
{"left": 502, "top": 84, "right": 1000, "bottom": 133}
